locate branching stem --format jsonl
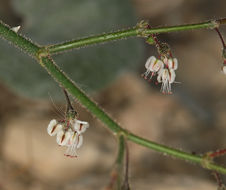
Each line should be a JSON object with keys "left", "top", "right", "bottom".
{"left": 47, "top": 20, "right": 220, "bottom": 54}
{"left": 0, "top": 18, "right": 226, "bottom": 174}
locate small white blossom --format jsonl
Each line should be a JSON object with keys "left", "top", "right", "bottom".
{"left": 65, "top": 132, "right": 84, "bottom": 158}
{"left": 157, "top": 68, "right": 176, "bottom": 94}
{"left": 142, "top": 56, "right": 164, "bottom": 80}
{"left": 56, "top": 130, "right": 72, "bottom": 146}
{"left": 163, "top": 57, "right": 178, "bottom": 70}
{"left": 47, "top": 118, "right": 89, "bottom": 158}
{"left": 73, "top": 120, "right": 89, "bottom": 134}
{"left": 11, "top": 26, "right": 21, "bottom": 33}
{"left": 47, "top": 119, "right": 63, "bottom": 136}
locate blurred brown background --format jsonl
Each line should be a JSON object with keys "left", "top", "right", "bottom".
{"left": 0, "top": 0, "right": 226, "bottom": 189}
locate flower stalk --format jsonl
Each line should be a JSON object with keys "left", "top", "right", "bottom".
{"left": 47, "top": 20, "right": 220, "bottom": 55}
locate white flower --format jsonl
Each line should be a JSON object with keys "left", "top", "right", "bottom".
{"left": 47, "top": 119, "right": 63, "bottom": 136}
{"left": 56, "top": 130, "right": 72, "bottom": 146}
{"left": 142, "top": 56, "right": 164, "bottom": 80}
{"left": 163, "top": 57, "right": 178, "bottom": 70}
{"left": 11, "top": 26, "right": 21, "bottom": 33}
{"left": 73, "top": 120, "right": 89, "bottom": 134}
{"left": 47, "top": 118, "right": 89, "bottom": 158}
{"left": 64, "top": 132, "right": 84, "bottom": 158}
{"left": 157, "top": 68, "right": 176, "bottom": 94}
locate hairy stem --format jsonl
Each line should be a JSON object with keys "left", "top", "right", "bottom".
{"left": 47, "top": 19, "right": 221, "bottom": 54}
{"left": 0, "top": 20, "right": 40, "bottom": 57}
{"left": 1, "top": 19, "right": 226, "bottom": 174}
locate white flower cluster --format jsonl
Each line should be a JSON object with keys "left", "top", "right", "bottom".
{"left": 47, "top": 118, "right": 89, "bottom": 158}
{"left": 143, "top": 56, "right": 178, "bottom": 94}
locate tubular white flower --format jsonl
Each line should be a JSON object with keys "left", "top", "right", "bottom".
{"left": 73, "top": 120, "right": 89, "bottom": 134}
{"left": 56, "top": 130, "right": 72, "bottom": 146}
{"left": 64, "top": 133, "right": 84, "bottom": 158}
{"left": 145, "top": 56, "right": 156, "bottom": 70}
{"left": 143, "top": 56, "right": 164, "bottom": 79}
{"left": 47, "top": 119, "right": 61, "bottom": 136}
{"left": 157, "top": 69, "right": 176, "bottom": 94}
{"left": 168, "top": 58, "right": 178, "bottom": 70}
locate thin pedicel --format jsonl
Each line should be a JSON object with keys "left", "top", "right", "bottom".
{"left": 215, "top": 28, "right": 226, "bottom": 74}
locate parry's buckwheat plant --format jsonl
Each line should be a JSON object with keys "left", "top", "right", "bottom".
{"left": 1, "top": 16, "right": 226, "bottom": 188}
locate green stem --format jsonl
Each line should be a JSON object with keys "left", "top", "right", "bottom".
{"left": 0, "top": 20, "right": 40, "bottom": 57}
{"left": 121, "top": 140, "right": 130, "bottom": 190}
{"left": 48, "top": 19, "right": 222, "bottom": 54}
{"left": 0, "top": 19, "right": 226, "bottom": 174}
{"left": 127, "top": 133, "right": 226, "bottom": 174}
{"left": 116, "top": 135, "right": 125, "bottom": 190}
{"left": 116, "top": 135, "right": 125, "bottom": 165}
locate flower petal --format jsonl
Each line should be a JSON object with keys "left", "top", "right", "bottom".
{"left": 222, "top": 65, "right": 226, "bottom": 74}
{"left": 73, "top": 120, "right": 89, "bottom": 134}
{"left": 64, "top": 133, "right": 83, "bottom": 158}
{"left": 157, "top": 69, "right": 163, "bottom": 83}
{"left": 173, "top": 58, "right": 178, "bottom": 70}
{"left": 47, "top": 119, "right": 58, "bottom": 136}
{"left": 67, "top": 132, "right": 77, "bottom": 146}
{"left": 145, "top": 56, "right": 156, "bottom": 70}
{"left": 56, "top": 131, "right": 71, "bottom": 146}
{"left": 77, "top": 135, "right": 83, "bottom": 149}
{"left": 169, "top": 69, "right": 176, "bottom": 83}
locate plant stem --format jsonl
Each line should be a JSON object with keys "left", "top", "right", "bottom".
{"left": 105, "top": 135, "right": 125, "bottom": 190}
{"left": 1, "top": 19, "right": 226, "bottom": 174}
{"left": 121, "top": 140, "right": 130, "bottom": 190}
{"left": 127, "top": 133, "right": 226, "bottom": 174}
{"left": 116, "top": 135, "right": 125, "bottom": 190}
{"left": 0, "top": 20, "right": 40, "bottom": 57}
{"left": 215, "top": 28, "right": 226, "bottom": 48}
{"left": 116, "top": 135, "right": 126, "bottom": 166}
{"left": 48, "top": 19, "right": 222, "bottom": 54}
